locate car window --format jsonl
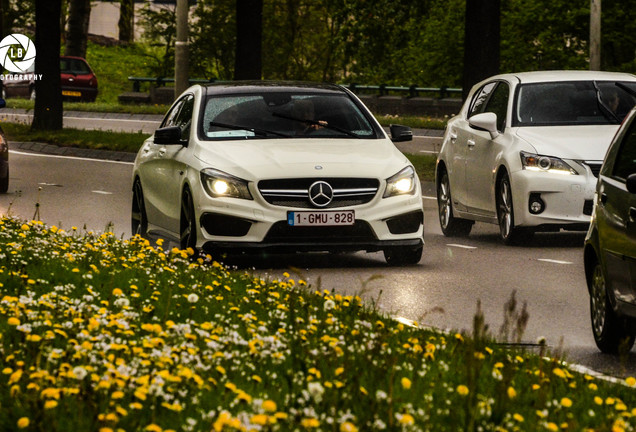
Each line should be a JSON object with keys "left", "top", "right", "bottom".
{"left": 174, "top": 94, "right": 194, "bottom": 138}
{"left": 60, "top": 58, "right": 91, "bottom": 75}
{"left": 483, "top": 82, "right": 509, "bottom": 131}
{"left": 161, "top": 98, "right": 185, "bottom": 128}
{"left": 468, "top": 82, "right": 497, "bottom": 118}
{"left": 513, "top": 81, "right": 636, "bottom": 127}
{"left": 612, "top": 123, "right": 636, "bottom": 181}
{"left": 200, "top": 92, "right": 378, "bottom": 140}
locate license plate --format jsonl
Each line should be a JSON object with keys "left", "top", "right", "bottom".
{"left": 62, "top": 90, "right": 81, "bottom": 97}
{"left": 287, "top": 210, "right": 355, "bottom": 226}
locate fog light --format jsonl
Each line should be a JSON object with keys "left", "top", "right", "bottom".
{"left": 529, "top": 193, "right": 545, "bottom": 215}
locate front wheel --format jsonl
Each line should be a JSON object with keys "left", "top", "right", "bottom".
{"left": 383, "top": 245, "right": 423, "bottom": 266}
{"left": 437, "top": 170, "right": 473, "bottom": 237}
{"left": 496, "top": 172, "right": 533, "bottom": 245}
{"left": 589, "top": 260, "right": 635, "bottom": 353}
{"left": 131, "top": 179, "right": 148, "bottom": 238}
{"left": 180, "top": 187, "right": 197, "bottom": 252}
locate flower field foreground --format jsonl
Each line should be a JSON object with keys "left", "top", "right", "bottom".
{"left": 0, "top": 217, "right": 634, "bottom": 431}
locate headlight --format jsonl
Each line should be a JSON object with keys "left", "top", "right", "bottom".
{"left": 520, "top": 151, "right": 577, "bottom": 175}
{"left": 201, "top": 168, "right": 252, "bottom": 200}
{"left": 384, "top": 166, "right": 416, "bottom": 198}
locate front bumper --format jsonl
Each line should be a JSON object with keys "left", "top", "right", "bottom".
{"left": 510, "top": 167, "right": 595, "bottom": 229}
{"left": 192, "top": 184, "right": 425, "bottom": 253}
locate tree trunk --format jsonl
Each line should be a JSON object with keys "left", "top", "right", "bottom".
{"left": 32, "top": 0, "right": 63, "bottom": 131}
{"left": 462, "top": 0, "right": 500, "bottom": 100}
{"left": 234, "top": 0, "right": 263, "bottom": 80}
{"left": 65, "top": 0, "right": 91, "bottom": 58}
{"left": 118, "top": 0, "right": 134, "bottom": 43}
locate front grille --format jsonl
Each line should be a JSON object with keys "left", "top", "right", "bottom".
{"left": 258, "top": 178, "right": 379, "bottom": 209}
{"left": 264, "top": 221, "right": 377, "bottom": 243}
{"left": 584, "top": 162, "right": 602, "bottom": 178}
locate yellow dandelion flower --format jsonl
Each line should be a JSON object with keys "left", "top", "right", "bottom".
{"left": 513, "top": 413, "right": 524, "bottom": 422}
{"left": 251, "top": 414, "right": 268, "bottom": 426}
{"left": 262, "top": 400, "right": 277, "bottom": 412}
{"left": 507, "top": 387, "right": 517, "bottom": 399}
{"left": 17, "top": 418, "right": 29, "bottom": 429}
{"left": 594, "top": 396, "right": 603, "bottom": 405}
{"left": 44, "top": 400, "right": 58, "bottom": 409}
{"left": 7, "top": 317, "right": 20, "bottom": 326}
{"left": 546, "top": 422, "right": 559, "bottom": 432}
{"left": 626, "top": 377, "right": 636, "bottom": 387}
{"left": 457, "top": 385, "right": 469, "bottom": 396}
{"left": 561, "top": 397, "right": 573, "bottom": 408}
{"left": 401, "top": 377, "right": 412, "bottom": 390}
{"left": 112, "top": 288, "right": 123, "bottom": 296}
{"left": 145, "top": 425, "right": 163, "bottom": 432}
{"left": 301, "top": 418, "right": 320, "bottom": 428}
{"left": 398, "top": 414, "right": 415, "bottom": 426}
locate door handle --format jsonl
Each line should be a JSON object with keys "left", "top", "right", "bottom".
{"left": 158, "top": 148, "right": 166, "bottom": 157}
{"left": 449, "top": 131, "right": 457, "bottom": 143}
{"left": 467, "top": 139, "right": 476, "bottom": 148}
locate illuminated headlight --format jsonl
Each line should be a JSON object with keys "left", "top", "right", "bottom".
{"left": 520, "top": 151, "right": 577, "bottom": 175}
{"left": 201, "top": 168, "right": 252, "bottom": 200}
{"left": 384, "top": 166, "right": 416, "bottom": 198}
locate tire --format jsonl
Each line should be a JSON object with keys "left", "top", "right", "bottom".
{"left": 589, "top": 260, "right": 635, "bottom": 353}
{"left": 384, "top": 245, "right": 423, "bottom": 266}
{"left": 496, "top": 172, "right": 533, "bottom": 245}
{"left": 180, "top": 187, "right": 197, "bottom": 252}
{"left": 131, "top": 179, "right": 148, "bottom": 238}
{"left": 437, "top": 170, "right": 473, "bottom": 237}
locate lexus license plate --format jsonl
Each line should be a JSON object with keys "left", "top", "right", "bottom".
{"left": 287, "top": 210, "right": 355, "bottom": 226}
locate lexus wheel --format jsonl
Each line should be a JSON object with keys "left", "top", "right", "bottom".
{"left": 496, "top": 172, "right": 532, "bottom": 245}
{"left": 437, "top": 170, "right": 473, "bottom": 237}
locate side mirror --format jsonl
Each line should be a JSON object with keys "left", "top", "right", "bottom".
{"left": 0, "top": 98, "right": 5, "bottom": 109}
{"left": 390, "top": 124, "right": 413, "bottom": 142}
{"left": 627, "top": 173, "right": 636, "bottom": 194}
{"left": 154, "top": 126, "right": 183, "bottom": 145}
{"left": 469, "top": 112, "right": 499, "bottom": 139}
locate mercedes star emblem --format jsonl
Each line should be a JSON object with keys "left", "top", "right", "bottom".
{"left": 308, "top": 181, "right": 333, "bottom": 207}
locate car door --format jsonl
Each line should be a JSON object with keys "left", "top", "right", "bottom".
{"left": 141, "top": 95, "right": 193, "bottom": 233}
{"left": 447, "top": 82, "right": 498, "bottom": 211}
{"left": 464, "top": 81, "right": 510, "bottom": 215}
{"left": 598, "top": 121, "right": 636, "bottom": 305}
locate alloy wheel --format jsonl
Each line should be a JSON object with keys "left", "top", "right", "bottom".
{"left": 497, "top": 175, "right": 513, "bottom": 240}
{"left": 590, "top": 263, "right": 607, "bottom": 338}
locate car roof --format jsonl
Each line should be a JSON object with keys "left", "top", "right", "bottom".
{"left": 491, "top": 70, "right": 636, "bottom": 84}
{"left": 200, "top": 81, "right": 347, "bottom": 95}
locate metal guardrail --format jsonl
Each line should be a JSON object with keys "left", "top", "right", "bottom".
{"left": 127, "top": 77, "right": 462, "bottom": 98}
{"left": 346, "top": 84, "right": 462, "bottom": 99}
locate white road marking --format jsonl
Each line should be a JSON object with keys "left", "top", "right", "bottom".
{"left": 537, "top": 258, "right": 572, "bottom": 265}
{"left": 92, "top": 190, "right": 113, "bottom": 195}
{"left": 447, "top": 243, "right": 477, "bottom": 249}
{"left": 10, "top": 150, "right": 134, "bottom": 165}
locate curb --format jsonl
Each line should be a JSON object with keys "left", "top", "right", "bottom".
{"left": 10, "top": 141, "right": 136, "bottom": 163}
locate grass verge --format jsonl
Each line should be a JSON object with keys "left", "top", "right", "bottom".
{"left": 0, "top": 217, "right": 634, "bottom": 431}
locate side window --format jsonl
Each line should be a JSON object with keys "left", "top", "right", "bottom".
{"left": 174, "top": 94, "right": 194, "bottom": 138}
{"left": 613, "top": 124, "right": 636, "bottom": 181}
{"left": 161, "top": 99, "right": 185, "bottom": 128}
{"left": 468, "top": 82, "right": 497, "bottom": 118}
{"left": 484, "top": 82, "right": 509, "bottom": 132}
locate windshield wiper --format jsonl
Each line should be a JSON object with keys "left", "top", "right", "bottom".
{"left": 593, "top": 81, "right": 621, "bottom": 124}
{"left": 209, "top": 121, "right": 291, "bottom": 138}
{"left": 272, "top": 112, "right": 361, "bottom": 138}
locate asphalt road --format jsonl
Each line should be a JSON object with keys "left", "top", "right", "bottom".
{"left": 3, "top": 149, "right": 634, "bottom": 379}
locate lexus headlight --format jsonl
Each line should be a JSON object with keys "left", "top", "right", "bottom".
{"left": 384, "top": 166, "right": 416, "bottom": 198}
{"left": 201, "top": 168, "right": 252, "bottom": 200}
{"left": 520, "top": 151, "right": 577, "bottom": 175}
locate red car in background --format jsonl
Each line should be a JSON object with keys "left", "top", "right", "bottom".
{"left": 1, "top": 55, "right": 98, "bottom": 102}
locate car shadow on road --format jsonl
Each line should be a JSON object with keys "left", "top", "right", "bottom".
{"left": 467, "top": 231, "right": 587, "bottom": 248}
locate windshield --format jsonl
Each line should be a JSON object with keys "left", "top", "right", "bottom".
{"left": 200, "top": 92, "right": 379, "bottom": 140}
{"left": 512, "top": 80, "right": 636, "bottom": 127}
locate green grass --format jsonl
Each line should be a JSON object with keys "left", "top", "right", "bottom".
{"left": 0, "top": 217, "right": 634, "bottom": 431}
{"left": 0, "top": 122, "right": 147, "bottom": 153}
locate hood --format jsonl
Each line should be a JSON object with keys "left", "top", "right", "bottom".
{"left": 515, "top": 125, "right": 619, "bottom": 160}
{"left": 193, "top": 138, "right": 410, "bottom": 180}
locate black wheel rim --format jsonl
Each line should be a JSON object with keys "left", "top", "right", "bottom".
{"left": 180, "top": 189, "right": 196, "bottom": 250}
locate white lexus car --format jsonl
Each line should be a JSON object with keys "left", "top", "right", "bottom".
{"left": 436, "top": 70, "right": 636, "bottom": 244}
{"left": 132, "top": 82, "right": 424, "bottom": 265}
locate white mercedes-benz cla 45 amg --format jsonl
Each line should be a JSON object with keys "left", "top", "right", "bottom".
{"left": 132, "top": 82, "right": 424, "bottom": 265}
